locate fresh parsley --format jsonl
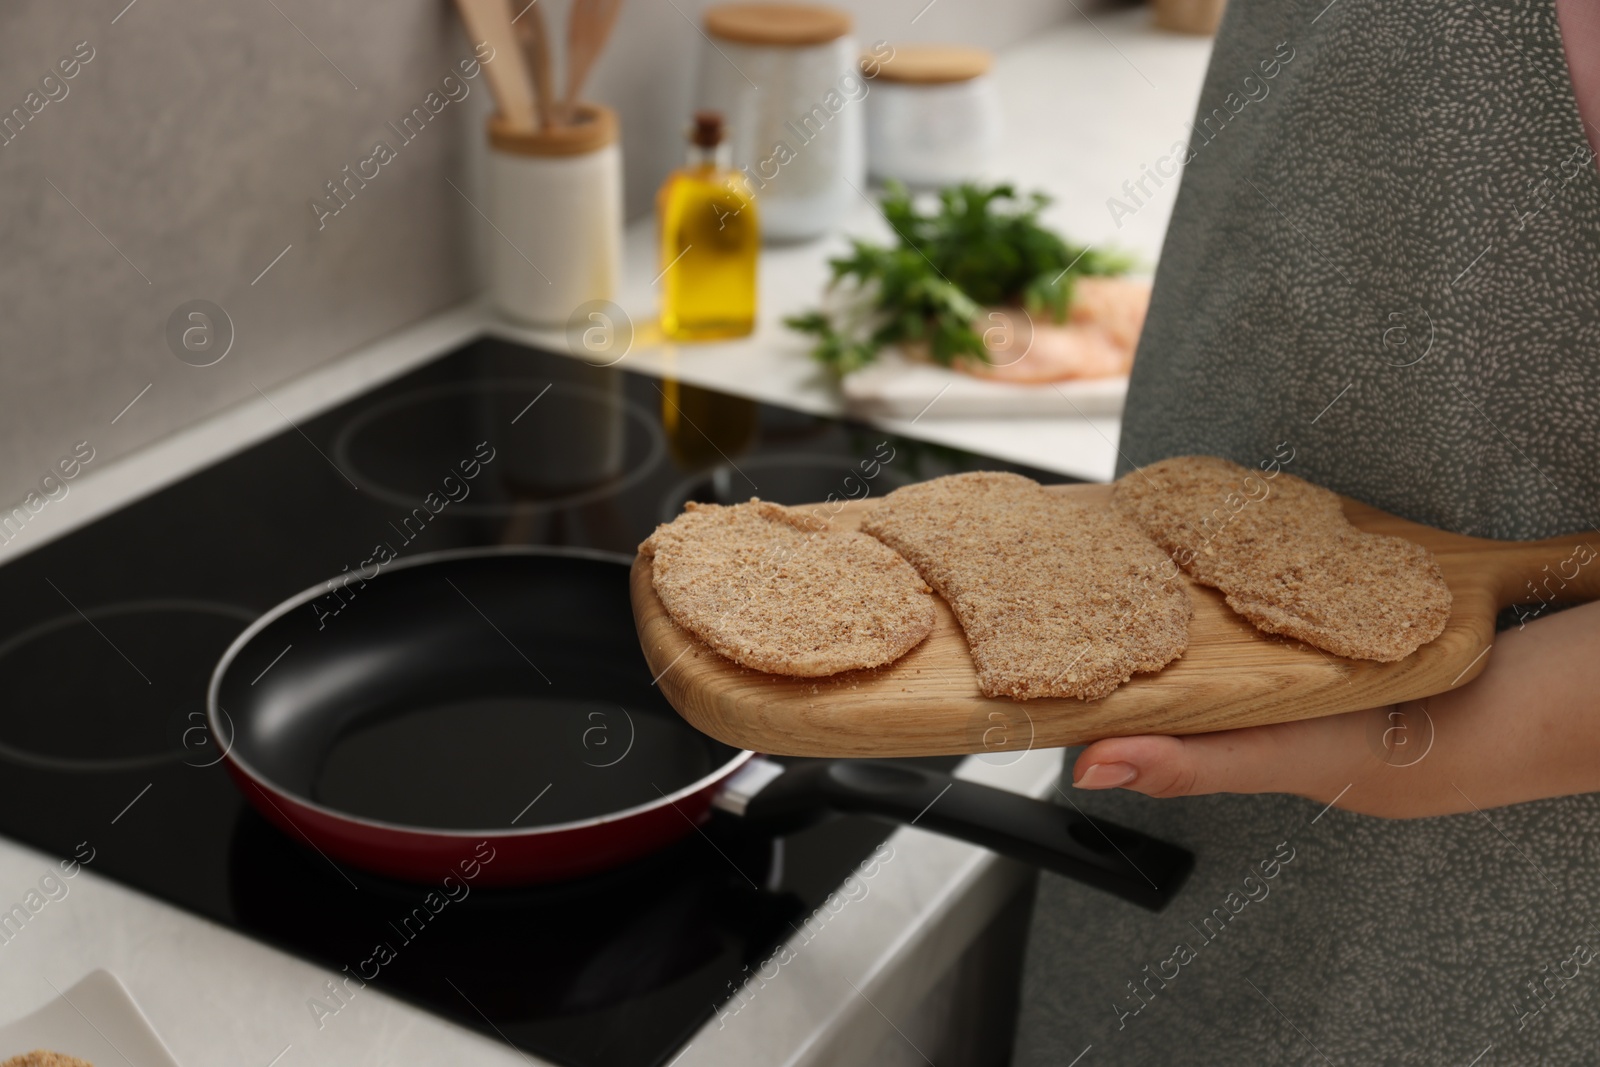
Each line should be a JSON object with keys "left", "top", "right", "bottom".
{"left": 785, "top": 183, "right": 1133, "bottom": 375}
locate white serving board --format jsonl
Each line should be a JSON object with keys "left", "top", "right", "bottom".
{"left": 0, "top": 970, "right": 182, "bottom": 1067}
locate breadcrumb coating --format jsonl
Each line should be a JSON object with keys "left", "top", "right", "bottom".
{"left": 1112, "top": 455, "right": 1452, "bottom": 661}
{"left": 2, "top": 1053, "right": 97, "bottom": 1067}
{"left": 642, "top": 499, "right": 936, "bottom": 677}
{"left": 861, "top": 472, "right": 1191, "bottom": 700}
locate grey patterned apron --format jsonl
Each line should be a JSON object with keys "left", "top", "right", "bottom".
{"left": 1014, "top": 0, "right": 1600, "bottom": 1063}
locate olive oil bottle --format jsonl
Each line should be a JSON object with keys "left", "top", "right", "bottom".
{"left": 657, "top": 111, "right": 759, "bottom": 340}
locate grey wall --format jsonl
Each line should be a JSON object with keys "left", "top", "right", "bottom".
{"left": 0, "top": 0, "right": 478, "bottom": 509}
{"left": 0, "top": 0, "right": 1083, "bottom": 508}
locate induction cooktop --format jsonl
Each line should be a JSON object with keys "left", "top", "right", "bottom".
{"left": 0, "top": 336, "right": 1069, "bottom": 1067}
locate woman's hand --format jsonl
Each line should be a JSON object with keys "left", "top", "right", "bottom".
{"left": 1071, "top": 599, "right": 1600, "bottom": 818}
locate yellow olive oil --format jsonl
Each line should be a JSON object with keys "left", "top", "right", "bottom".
{"left": 657, "top": 111, "right": 758, "bottom": 341}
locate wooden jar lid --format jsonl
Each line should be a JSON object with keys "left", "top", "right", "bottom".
{"left": 488, "top": 102, "right": 618, "bottom": 157}
{"left": 704, "top": 3, "right": 852, "bottom": 46}
{"left": 868, "top": 44, "right": 993, "bottom": 84}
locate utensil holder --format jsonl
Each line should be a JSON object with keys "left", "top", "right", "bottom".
{"left": 485, "top": 103, "right": 622, "bottom": 327}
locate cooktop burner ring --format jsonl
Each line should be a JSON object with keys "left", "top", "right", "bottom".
{"left": 331, "top": 379, "right": 666, "bottom": 516}
{"left": 0, "top": 598, "right": 256, "bottom": 773}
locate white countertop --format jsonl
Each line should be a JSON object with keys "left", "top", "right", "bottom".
{"left": 0, "top": 10, "right": 1212, "bottom": 1065}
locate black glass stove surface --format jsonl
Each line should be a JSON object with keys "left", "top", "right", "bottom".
{"left": 0, "top": 337, "right": 1070, "bottom": 1067}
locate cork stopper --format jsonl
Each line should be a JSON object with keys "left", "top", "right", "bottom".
{"left": 690, "top": 110, "right": 726, "bottom": 148}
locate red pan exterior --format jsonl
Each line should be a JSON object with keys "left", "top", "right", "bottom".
{"left": 221, "top": 752, "right": 744, "bottom": 886}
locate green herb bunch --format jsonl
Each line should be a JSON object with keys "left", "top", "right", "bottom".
{"left": 785, "top": 183, "right": 1133, "bottom": 375}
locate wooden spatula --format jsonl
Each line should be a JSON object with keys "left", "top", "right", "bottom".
{"left": 631, "top": 483, "right": 1600, "bottom": 757}
{"left": 454, "top": 0, "right": 539, "bottom": 131}
{"left": 513, "top": 0, "right": 556, "bottom": 130}
{"left": 562, "top": 0, "right": 625, "bottom": 120}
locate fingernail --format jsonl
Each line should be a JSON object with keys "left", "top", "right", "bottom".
{"left": 1073, "top": 762, "right": 1138, "bottom": 790}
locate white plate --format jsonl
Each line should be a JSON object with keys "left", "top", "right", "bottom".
{"left": 839, "top": 351, "right": 1128, "bottom": 420}
{"left": 0, "top": 971, "right": 181, "bottom": 1067}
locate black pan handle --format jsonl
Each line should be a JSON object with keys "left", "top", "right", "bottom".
{"left": 720, "top": 758, "right": 1192, "bottom": 910}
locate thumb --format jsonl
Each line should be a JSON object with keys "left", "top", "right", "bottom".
{"left": 1070, "top": 717, "right": 1358, "bottom": 800}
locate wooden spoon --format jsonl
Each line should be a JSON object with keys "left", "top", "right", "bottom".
{"left": 563, "top": 0, "right": 625, "bottom": 120}
{"left": 454, "top": 0, "right": 539, "bottom": 131}
{"left": 631, "top": 484, "right": 1600, "bottom": 757}
{"left": 513, "top": 1, "right": 557, "bottom": 130}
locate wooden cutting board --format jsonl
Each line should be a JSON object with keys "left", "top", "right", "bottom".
{"left": 630, "top": 484, "right": 1599, "bottom": 757}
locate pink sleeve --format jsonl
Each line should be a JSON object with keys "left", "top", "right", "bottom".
{"left": 1557, "top": 0, "right": 1600, "bottom": 157}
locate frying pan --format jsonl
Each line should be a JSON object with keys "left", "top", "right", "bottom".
{"left": 208, "top": 548, "right": 1191, "bottom": 909}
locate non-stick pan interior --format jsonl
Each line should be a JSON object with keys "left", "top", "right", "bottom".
{"left": 214, "top": 550, "right": 741, "bottom": 831}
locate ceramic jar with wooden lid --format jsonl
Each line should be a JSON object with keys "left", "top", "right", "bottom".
{"left": 696, "top": 3, "right": 863, "bottom": 242}
{"left": 865, "top": 44, "right": 1001, "bottom": 189}
{"left": 484, "top": 102, "right": 623, "bottom": 327}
